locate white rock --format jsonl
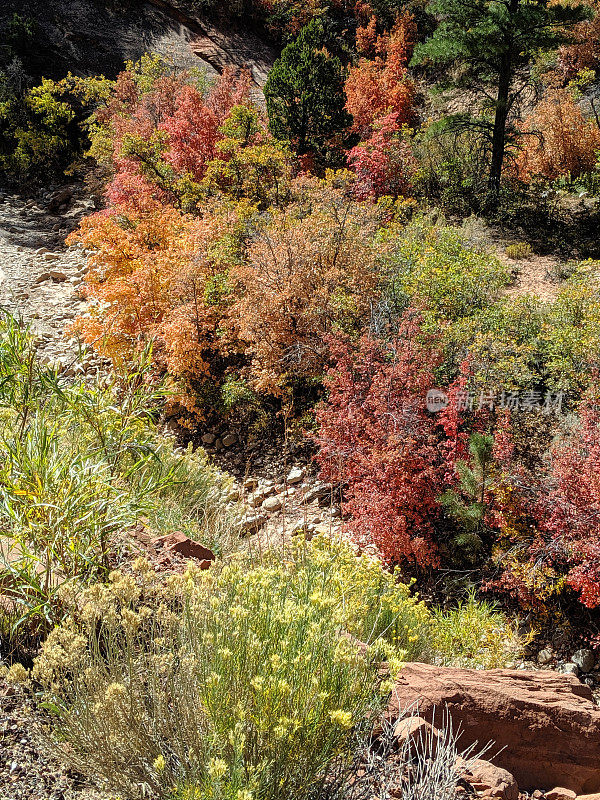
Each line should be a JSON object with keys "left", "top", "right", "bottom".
{"left": 559, "top": 662, "right": 579, "bottom": 676}
{"left": 287, "top": 467, "right": 304, "bottom": 485}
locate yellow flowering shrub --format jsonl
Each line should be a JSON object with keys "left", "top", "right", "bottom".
{"left": 33, "top": 539, "right": 390, "bottom": 800}
{"left": 33, "top": 536, "right": 523, "bottom": 799}
{"left": 431, "top": 592, "right": 527, "bottom": 669}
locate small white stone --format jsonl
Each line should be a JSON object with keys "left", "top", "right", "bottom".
{"left": 287, "top": 467, "right": 304, "bottom": 485}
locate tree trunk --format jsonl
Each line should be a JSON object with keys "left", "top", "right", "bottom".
{"left": 487, "top": 0, "right": 518, "bottom": 207}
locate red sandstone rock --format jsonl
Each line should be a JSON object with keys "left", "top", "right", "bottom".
{"left": 388, "top": 662, "right": 600, "bottom": 793}
{"left": 393, "top": 715, "right": 440, "bottom": 751}
{"left": 546, "top": 789, "right": 577, "bottom": 800}
{"left": 460, "top": 759, "right": 519, "bottom": 800}
{"left": 154, "top": 532, "right": 216, "bottom": 564}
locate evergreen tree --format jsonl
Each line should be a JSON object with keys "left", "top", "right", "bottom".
{"left": 440, "top": 432, "right": 494, "bottom": 560}
{"left": 413, "top": 0, "right": 590, "bottom": 206}
{"left": 264, "top": 18, "right": 351, "bottom": 159}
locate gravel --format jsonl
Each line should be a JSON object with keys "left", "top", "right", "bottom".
{"left": 0, "top": 683, "right": 108, "bottom": 800}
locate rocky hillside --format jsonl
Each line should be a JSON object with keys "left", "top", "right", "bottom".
{"left": 0, "top": 0, "right": 276, "bottom": 83}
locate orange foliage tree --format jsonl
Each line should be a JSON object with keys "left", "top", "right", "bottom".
{"left": 345, "top": 14, "right": 416, "bottom": 139}
{"left": 517, "top": 87, "right": 600, "bottom": 180}
{"left": 230, "top": 175, "right": 382, "bottom": 394}
{"left": 67, "top": 193, "right": 244, "bottom": 414}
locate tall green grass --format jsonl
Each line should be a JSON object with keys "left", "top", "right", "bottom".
{"left": 0, "top": 313, "right": 236, "bottom": 654}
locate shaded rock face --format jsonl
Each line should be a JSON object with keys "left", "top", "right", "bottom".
{"left": 0, "top": 0, "right": 212, "bottom": 80}
{"left": 388, "top": 662, "right": 600, "bottom": 794}
{"left": 0, "top": 0, "right": 275, "bottom": 85}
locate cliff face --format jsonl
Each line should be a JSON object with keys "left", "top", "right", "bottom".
{"left": 0, "top": 0, "right": 275, "bottom": 82}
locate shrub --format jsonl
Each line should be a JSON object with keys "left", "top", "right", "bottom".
{"left": 450, "top": 295, "right": 544, "bottom": 395}
{"left": 517, "top": 87, "right": 600, "bottom": 181}
{"left": 68, "top": 198, "right": 244, "bottom": 415}
{"left": 543, "top": 398, "right": 600, "bottom": 608}
{"left": 382, "top": 215, "right": 511, "bottom": 327}
{"left": 439, "top": 433, "right": 495, "bottom": 561}
{"left": 504, "top": 242, "right": 533, "bottom": 260}
{"left": 231, "top": 175, "right": 381, "bottom": 394}
{"left": 431, "top": 592, "right": 526, "bottom": 668}
{"left": 85, "top": 55, "right": 253, "bottom": 211}
{"left": 0, "top": 75, "right": 82, "bottom": 188}
{"left": 540, "top": 269, "right": 600, "bottom": 394}
{"left": 412, "top": 123, "right": 491, "bottom": 213}
{"left": 315, "top": 316, "right": 445, "bottom": 567}
{"left": 348, "top": 114, "right": 417, "bottom": 200}
{"left": 32, "top": 533, "right": 524, "bottom": 799}
{"left": 360, "top": 708, "right": 492, "bottom": 800}
{"left": 34, "top": 538, "right": 398, "bottom": 800}
{"left": 545, "top": 260, "right": 578, "bottom": 283}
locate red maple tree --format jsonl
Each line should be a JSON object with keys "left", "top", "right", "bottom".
{"left": 315, "top": 313, "right": 445, "bottom": 567}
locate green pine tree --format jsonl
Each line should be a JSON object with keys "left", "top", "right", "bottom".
{"left": 412, "top": 0, "right": 590, "bottom": 207}
{"left": 264, "top": 18, "right": 352, "bottom": 160}
{"left": 440, "top": 432, "right": 494, "bottom": 559}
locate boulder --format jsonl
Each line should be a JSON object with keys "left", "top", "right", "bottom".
{"left": 572, "top": 649, "right": 596, "bottom": 674}
{"left": 287, "top": 467, "right": 304, "bottom": 485}
{"left": 546, "top": 789, "right": 576, "bottom": 800}
{"left": 240, "top": 513, "right": 266, "bottom": 533}
{"left": 561, "top": 663, "right": 580, "bottom": 676}
{"left": 302, "top": 482, "right": 331, "bottom": 504}
{"left": 388, "top": 662, "right": 600, "bottom": 793}
{"left": 48, "top": 187, "right": 73, "bottom": 213}
{"left": 460, "top": 759, "right": 519, "bottom": 800}
{"left": 262, "top": 495, "right": 283, "bottom": 512}
{"left": 393, "top": 715, "right": 440, "bottom": 752}
{"left": 248, "top": 491, "right": 267, "bottom": 508}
